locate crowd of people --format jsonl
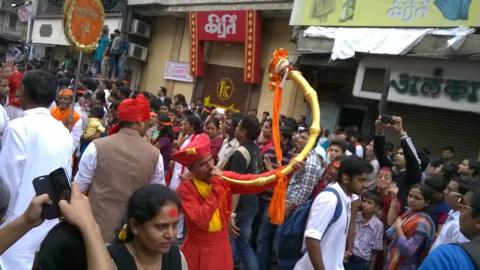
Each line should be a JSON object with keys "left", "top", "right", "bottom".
{"left": 0, "top": 63, "right": 479, "bottom": 270}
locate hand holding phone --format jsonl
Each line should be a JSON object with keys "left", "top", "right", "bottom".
{"left": 380, "top": 114, "right": 394, "bottom": 125}
{"left": 32, "top": 168, "right": 71, "bottom": 220}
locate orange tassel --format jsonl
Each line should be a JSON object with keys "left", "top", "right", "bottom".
{"left": 266, "top": 50, "right": 289, "bottom": 224}
{"left": 268, "top": 170, "right": 288, "bottom": 224}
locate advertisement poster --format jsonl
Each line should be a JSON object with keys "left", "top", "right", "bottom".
{"left": 290, "top": 0, "right": 480, "bottom": 27}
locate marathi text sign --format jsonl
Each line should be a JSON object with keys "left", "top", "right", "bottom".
{"left": 164, "top": 61, "right": 194, "bottom": 82}
{"left": 64, "top": 0, "right": 105, "bottom": 51}
{"left": 196, "top": 11, "right": 246, "bottom": 42}
{"left": 353, "top": 56, "right": 480, "bottom": 114}
{"left": 290, "top": 0, "right": 480, "bottom": 27}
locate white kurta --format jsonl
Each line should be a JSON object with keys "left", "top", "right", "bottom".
{"left": 169, "top": 134, "right": 194, "bottom": 191}
{"left": 0, "top": 107, "right": 73, "bottom": 270}
{"left": 0, "top": 104, "right": 9, "bottom": 146}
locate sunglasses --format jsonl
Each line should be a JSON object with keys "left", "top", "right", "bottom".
{"left": 458, "top": 196, "right": 472, "bottom": 211}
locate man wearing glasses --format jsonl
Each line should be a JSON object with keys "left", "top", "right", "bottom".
{"left": 429, "top": 176, "right": 471, "bottom": 253}
{"left": 419, "top": 181, "right": 480, "bottom": 270}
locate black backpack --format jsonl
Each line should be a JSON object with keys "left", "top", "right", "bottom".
{"left": 459, "top": 237, "right": 480, "bottom": 269}
{"left": 273, "top": 187, "right": 343, "bottom": 268}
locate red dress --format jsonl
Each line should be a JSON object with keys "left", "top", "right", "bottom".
{"left": 177, "top": 171, "right": 275, "bottom": 270}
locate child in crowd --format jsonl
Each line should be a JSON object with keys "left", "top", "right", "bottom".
{"left": 80, "top": 105, "right": 105, "bottom": 154}
{"left": 345, "top": 190, "right": 384, "bottom": 270}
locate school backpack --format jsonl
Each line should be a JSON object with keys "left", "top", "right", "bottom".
{"left": 459, "top": 238, "right": 480, "bottom": 269}
{"left": 273, "top": 187, "right": 343, "bottom": 268}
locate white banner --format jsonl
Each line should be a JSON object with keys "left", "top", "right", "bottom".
{"left": 164, "top": 61, "right": 193, "bottom": 82}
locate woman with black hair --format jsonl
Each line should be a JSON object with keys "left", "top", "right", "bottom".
{"left": 170, "top": 113, "right": 203, "bottom": 191}
{"left": 205, "top": 117, "right": 223, "bottom": 165}
{"left": 385, "top": 183, "right": 437, "bottom": 269}
{"left": 109, "top": 184, "right": 188, "bottom": 270}
{"left": 154, "top": 113, "right": 175, "bottom": 174}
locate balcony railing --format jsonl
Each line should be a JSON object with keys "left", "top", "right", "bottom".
{"left": 0, "top": 9, "right": 26, "bottom": 41}
{"left": 37, "top": 0, "right": 122, "bottom": 15}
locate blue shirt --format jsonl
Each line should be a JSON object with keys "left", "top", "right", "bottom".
{"left": 419, "top": 244, "right": 475, "bottom": 270}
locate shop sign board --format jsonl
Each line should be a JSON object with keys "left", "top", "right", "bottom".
{"left": 353, "top": 56, "right": 480, "bottom": 113}
{"left": 290, "top": 0, "right": 480, "bottom": 27}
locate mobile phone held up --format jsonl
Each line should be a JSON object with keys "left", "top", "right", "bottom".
{"left": 380, "top": 114, "right": 394, "bottom": 125}
{"left": 32, "top": 168, "right": 71, "bottom": 220}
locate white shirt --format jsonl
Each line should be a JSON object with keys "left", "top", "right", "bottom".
{"left": 74, "top": 142, "right": 165, "bottom": 192}
{"left": 294, "top": 182, "right": 353, "bottom": 270}
{"left": 0, "top": 107, "right": 73, "bottom": 270}
{"left": 217, "top": 137, "right": 240, "bottom": 169}
{"left": 169, "top": 134, "right": 194, "bottom": 191}
{"left": 354, "top": 144, "right": 364, "bottom": 158}
{"left": 0, "top": 104, "right": 9, "bottom": 142}
{"left": 429, "top": 210, "right": 470, "bottom": 253}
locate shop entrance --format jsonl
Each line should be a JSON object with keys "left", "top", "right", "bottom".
{"left": 338, "top": 107, "right": 365, "bottom": 131}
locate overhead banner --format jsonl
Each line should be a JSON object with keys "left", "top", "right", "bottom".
{"left": 290, "top": 0, "right": 480, "bottom": 27}
{"left": 190, "top": 10, "right": 262, "bottom": 84}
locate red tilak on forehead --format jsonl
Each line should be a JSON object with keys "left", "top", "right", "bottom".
{"left": 168, "top": 208, "right": 178, "bottom": 218}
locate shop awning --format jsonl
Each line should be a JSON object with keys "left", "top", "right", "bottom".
{"left": 295, "top": 26, "right": 480, "bottom": 60}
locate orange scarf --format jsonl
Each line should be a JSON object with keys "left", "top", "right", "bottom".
{"left": 50, "top": 107, "right": 80, "bottom": 128}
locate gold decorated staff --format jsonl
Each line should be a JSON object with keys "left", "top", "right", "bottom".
{"left": 221, "top": 50, "right": 321, "bottom": 186}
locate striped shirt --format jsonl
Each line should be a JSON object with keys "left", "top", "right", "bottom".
{"left": 352, "top": 212, "right": 384, "bottom": 261}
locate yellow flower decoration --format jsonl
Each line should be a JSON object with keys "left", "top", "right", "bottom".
{"left": 186, "top": 148, "right": 197, "bottom": 155}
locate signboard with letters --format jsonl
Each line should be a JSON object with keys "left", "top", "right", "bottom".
{"left": 200, "top": 64, "right": 261, "bottom": 112}
{"left": 164, "top": 61, "right": 194, "bottom": 82}
{"left": 353, "top": 56, "right": 480, "bottom": 113}
{"left": 190, "top": 10, "right": 262, "bottom": 84}
{"left": 63, "top": 0, "right": 105, "bottom": 51}
{"left": 290, "top": 0, "right": 480, "bottom": 27}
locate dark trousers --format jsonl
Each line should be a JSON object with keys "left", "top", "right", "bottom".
{"left": 344, "top": 255, "right": 370, "bottom": 270}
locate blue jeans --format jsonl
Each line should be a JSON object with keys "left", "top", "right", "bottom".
{"left": 231, "top": 195, "right": 259, "bottom": 270}
{"left": 344, "top": 255, "right": 370, "bottom": 270}
{"left": 255, "top": 197, "right": 277, "bottom": 270}
{"left": 109, "top": 54, "right": 120, "bottom": 78}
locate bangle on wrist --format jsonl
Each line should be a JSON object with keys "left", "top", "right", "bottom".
{"left": 231, "top": 212, "right": 237, "bottom": 218}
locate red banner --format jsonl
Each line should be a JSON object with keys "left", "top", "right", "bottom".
{"left": 190, "top": 10, "right": 262, "bottom": 84}
{"left": 197, "top": 10, "right": 246, "bottom": 42}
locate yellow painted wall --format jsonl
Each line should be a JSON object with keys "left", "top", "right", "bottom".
{"left": 257, "top": 18, "right": 304, "bottom": 117}
{"left": 140, "top": 17, "right": 194, "bottom": 101}
{"left": 140, "top": 17, "right": 306, "bottom": 117}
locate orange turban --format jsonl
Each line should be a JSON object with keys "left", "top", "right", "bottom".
{"left": 58, "top": 89, "right": 73, "bottom": 97}
{"left": 171, "top": 133, "right": 211, "bottom": 167}
{"left": 117, "top": 94, "right": 151, "bottom": 122}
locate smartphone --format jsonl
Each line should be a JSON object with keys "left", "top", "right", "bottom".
{"left": 216, "top": 108, "right": 225, "bottom": 115}
{"left": 32, "top": 168, "right": 71, "bottom": 220}
{"left": 380, "top": 114, "right": 394, "bottom": 125}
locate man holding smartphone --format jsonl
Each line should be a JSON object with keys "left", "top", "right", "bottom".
{"left": 0, "top": 70, "right": 73, "bottom": 270}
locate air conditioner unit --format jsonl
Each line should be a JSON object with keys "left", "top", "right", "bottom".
{"left": 130, "top": 19, "right": 152, "bottom": 38}
{"left": 128, "top": 42, "right": 148, "bottom": 62}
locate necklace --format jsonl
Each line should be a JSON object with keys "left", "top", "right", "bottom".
{"left": 131, "top": 244, "right": 162, "bottom": 270}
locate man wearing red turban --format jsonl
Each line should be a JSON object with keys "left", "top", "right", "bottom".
{"left": 173, "top": 133, "right": 277, "bottom": 270}
{"left": 74, "top": 94, "right": 166, "bottom": 241}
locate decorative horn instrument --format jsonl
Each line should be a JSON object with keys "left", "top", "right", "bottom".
{"left": 221, "top": 49, "right": 321, "bottom": 186}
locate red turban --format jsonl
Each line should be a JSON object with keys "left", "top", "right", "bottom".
{"left": 171, "top": 133, "right": 211, "bottom": 167}
{"left": 117, "top": 94, "right": 150, "bottom": 122}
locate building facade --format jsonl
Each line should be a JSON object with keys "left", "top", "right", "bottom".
{"left": 129, "top": 0, "right": 308, "bottom": 117}
{"left": 291, "top": 0, "right": 480, "bottom": 161}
